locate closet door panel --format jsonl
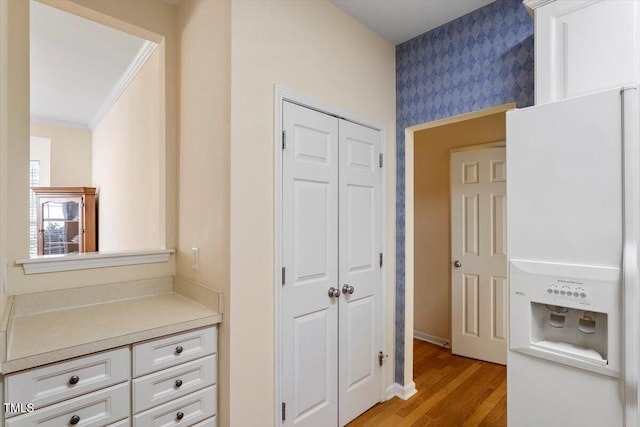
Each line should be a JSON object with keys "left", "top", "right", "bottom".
{"left": 282, "top": 101, "right": 339, "bottom": 427}
{"left": 338, "top": 120, "right": 382, "bottom": 426}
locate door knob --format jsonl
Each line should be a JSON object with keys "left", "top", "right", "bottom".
{"left": 453, "top": 260, "right": 462, "bottom": 268}
{"left": 328, "top": 287, "right": 341, "bottom": 298}
{"left": 342, "top": 284, "right": 355, "bottom": 295}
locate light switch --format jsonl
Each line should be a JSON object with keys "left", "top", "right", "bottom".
{"left": 191, "top": 247, "right": 200, "bottom": 270}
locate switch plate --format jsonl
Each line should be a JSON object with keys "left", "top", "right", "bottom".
{"left": 3, "top": 259, "right": 7, "bottom": 294}
{"left": 191, "top": 247, "right": 200, "bottom": 270}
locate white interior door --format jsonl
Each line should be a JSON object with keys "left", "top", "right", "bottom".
{"left": 338, "top": 120, "right": 381, "bottom": 426}
{"left": 450, "top": 147, "right": 507, "bottom": 365}
{"left": 282, "top": 101, "right": 339, "bottom": 426}
{"left": 281, "top": 101, "right": 383, "bottom": 426}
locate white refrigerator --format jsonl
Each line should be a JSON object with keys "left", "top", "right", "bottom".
{"left": 507, "top": 86, "right": 640, "bottom": 426}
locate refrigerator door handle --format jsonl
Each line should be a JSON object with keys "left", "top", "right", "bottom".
{"left": 622, "top": 85, "right": 640, "bottom": 427}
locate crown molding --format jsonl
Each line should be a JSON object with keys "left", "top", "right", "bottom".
{"left": 30, "top": 115, "right": 90, "bottom": 131}
{"left": 523, "top": 0, "right": 556, "bottom": 16}
{"left": 88, "top": 40, "right": 158, "bottom": 130}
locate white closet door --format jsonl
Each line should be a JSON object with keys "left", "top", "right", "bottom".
{"left": 338, "top": 120, "right": 382, "bottom": 426}
{"left": 282, "top": 101, "right": 339, "bottom": 427}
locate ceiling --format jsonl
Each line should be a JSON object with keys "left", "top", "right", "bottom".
{"left": 329, "top": 0, "right": 496, "bottom": 45}
{"left": 30, "top": 1, "right": 150, "bottom": 130}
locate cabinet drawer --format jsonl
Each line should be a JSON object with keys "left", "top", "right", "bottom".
{"left": 108, "top": 420, "right": 130, "bottom": 427}
{"left": 133, "top": 354, "right": 217, "bottom": 413}
{"left": 133, "top": 327, "right": 216, "bottom": 376}
{"left": 5, "top": 347, "right": 130, "bottom": 416}
{"left": 191, "top": 416, "right": 217, "bottom": 427}
{"left": 133, "top": 385, "right": 216, "bottom": 427}
{"left": 6, "top": 382, "right": 129, "bottom": 427}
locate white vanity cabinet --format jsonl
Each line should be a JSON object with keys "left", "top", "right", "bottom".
{"left": 2, "top": 326, "right": 218, "bottom": 427}
{"left": 132, "top": 327, "right": 218, "bottom": 426}
{"left": 525, "top": 0, "right": 640, "bottom": 104}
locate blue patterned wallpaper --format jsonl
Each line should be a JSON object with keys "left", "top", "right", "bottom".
{"left": 395, "top": 0, "right": 534, "bottom": 383}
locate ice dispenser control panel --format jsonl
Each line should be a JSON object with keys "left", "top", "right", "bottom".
{"left": 510, "top": 260, "right": 621, "bottom": 377}
{"left": 546, "top": 283, "right": 588, "bottom": 300}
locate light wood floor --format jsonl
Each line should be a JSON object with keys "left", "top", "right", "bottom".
{"left": 347, "top": 339, "right": 506, "bottom": 427}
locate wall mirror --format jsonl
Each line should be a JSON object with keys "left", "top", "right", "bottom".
{"left": 28, "top": 0, "right": 165, "bottom": 259}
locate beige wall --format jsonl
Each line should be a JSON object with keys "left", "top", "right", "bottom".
{"left": 30, "top": 122, "right": 92, "bottom": 187}
{"left": 2, "top": 3, "right": 396, "bottom": 426}
{"left": 230, "top": 1, "right": 396, "bottom": 424}
{"left": 1, "top": 0, "right": 178, "bottom": 296}
{"left": 413, "top": 113, "right": 506, "bottom": 341}
{"left": 0, "top": 0, "right": 28, "bottom": 311}
{"left": 177, "top": 0, "right": 230, "bottom": 425}
{"left": 92, "top": 48, "right": 162, "bottom": 252}
{"left": 1, "top": 0, "right": 30, "bottom": 302}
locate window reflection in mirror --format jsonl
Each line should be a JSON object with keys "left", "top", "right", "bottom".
{"left": 28, "top": 0, "right": 163, "bottom": 257}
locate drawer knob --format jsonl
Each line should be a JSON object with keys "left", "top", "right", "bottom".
{"left": 176, "top": 411, "right": 184, "bottom": 420}
{"left": 175, "top": 379, "right": 183, "bottom": 388}
{"left": 70, "top": 415, "right": 80, "bottom": 425}
{"left": 68, "top": 375, "right": 80, "bottom": 385}
{"left": 175, "top": 345, "right": 184, "bottom": 354}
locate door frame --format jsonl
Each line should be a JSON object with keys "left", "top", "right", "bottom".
{"left": 274, "top": 85, "right": 389, "bottom": 425}
{"left": 403, "top": 104, "right": 515, "bottom": 388}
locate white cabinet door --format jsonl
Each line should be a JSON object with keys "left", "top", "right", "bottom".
{"left": 133, "top": 327, "right": 217, "bottom": 377}
{"left": 337, "top": 120, "right": 382, "bottom": 426}
{"left": 133, "top": 354, "right": 217, "bottom": 413}
{"left": 533, "top": 0, "right": 640, "bottom": 104}
{"left": 282, "top": 101, "right": 340, "bottom": 427}
{"left": 5, "top": 347, "right": 130, "bottom": 416}
{"left": 6, "top": 382, "right": 129, "bottom": 427}
{"left": 450, "top": 147, "right": 507, "bottom": 365}
{"left": 132, "top": 385, "right": 216, "bottom": 427}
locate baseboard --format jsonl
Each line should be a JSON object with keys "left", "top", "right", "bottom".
{"left": 393, "top": 382, "right": 417, "bottom": 400}
{"left": 385, "top": 383, "right": 396, "bottom": 401}
{"left": 414, "top": 330, "right": 450, "bottom": 348}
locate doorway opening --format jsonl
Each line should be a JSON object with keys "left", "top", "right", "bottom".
{"left": 403, "top": 104, "right": 513, "bottom": 425}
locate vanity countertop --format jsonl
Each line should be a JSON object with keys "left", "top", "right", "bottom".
{"left": 1, "top": 277, "right": 222, "bottom": 374}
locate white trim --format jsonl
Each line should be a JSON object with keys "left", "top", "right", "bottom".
{"left": 393, "top": 382, "right": 417, "bottom": 400}
{"left": 88, "top": 40, "right": 157, "bottom": 130}
{"left": 16, "top": 249, "right": 174, "bottom": 274}
{"left": 450, "top": 140, "right": 506, "bottom": 153}
{"left": 274, "top": 87, "right": 284, "bottom": 427}
{"left": 404, "top": 127, "right": 415, "bottom": 386}
{"left": 413, "top": 331, "right": 449, "bottom": 348}
{"left": 30, "top": 115, "right": 90, "bottom": 131}
{"left": 276, "top": 86, "right": 386, "bottom": 131}
{"left": 274, "top": 85, "right": 389, "bottom": 425}
{"left": 385, "top": 383, "right": 396, "bottom": 401}
{"left": 403, "top": 103, "right": 515, "bottom": 397}
{"left": 378, "top": 110, "right": 390, "bottom": 404}
{"left": 523, "top": 0, "right": 556, "bottom": 15}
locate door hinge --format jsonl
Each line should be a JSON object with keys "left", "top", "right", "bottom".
{"left": 282, "top": 130, "right": 287, "bottom": 149}
{"left": 282, "top": 402, "right": 286, "bottom": 422}
{"left": 379, "top": 153, "right": 383, "bottom": 168}
{"left": 379, "top": 252, "right": 383, "bottom": 268}
{"left": 282, "top": 267, "right": 286, "bottom": 286}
